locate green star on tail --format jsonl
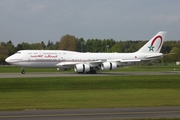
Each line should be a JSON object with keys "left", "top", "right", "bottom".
{"left": 148, "top": 45, "right": 154, "bottom": 51}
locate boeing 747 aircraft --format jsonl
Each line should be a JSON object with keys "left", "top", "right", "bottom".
{"left": 5, "top": 31, "right": 167, "bottom": 74}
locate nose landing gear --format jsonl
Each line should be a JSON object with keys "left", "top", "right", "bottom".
{"left": 21, "top": 67, "right": 25, "bottom": 74}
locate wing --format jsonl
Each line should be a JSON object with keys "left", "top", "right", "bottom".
{"left": 55, "top": 60, "right": 103, "bottom": 68}
{"left": 107, "top": 59, "right": 141, "bottom": 62}
{"left": 55, "top": 59, "right": 141, "bottom": 68}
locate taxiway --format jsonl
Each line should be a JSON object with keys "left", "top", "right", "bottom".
{"left": 0, "top": 71, "right": 180, "bottom": 78}
{"left": 1, "top": 107, "right": 180, "bottom": 120}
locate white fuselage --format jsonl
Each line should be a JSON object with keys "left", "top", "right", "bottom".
{"left": 5, "top": 50, "right": 162, "bottom": 68}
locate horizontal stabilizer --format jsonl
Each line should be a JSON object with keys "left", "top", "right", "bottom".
{"left": 145, "top": 54, "right": 163, "bottom": 59}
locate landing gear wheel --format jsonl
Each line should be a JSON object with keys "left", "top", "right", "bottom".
{"left": 88, "top": 70, "right": 97, "bottom": 74}
{"left": 21, "top": 67, "right": 25, "bottom": 74}
{"left": 92, "top": 70, "right": 97, "bottom": 74}
{"left": 21, "top": 71, "right": 25, "bottom": 74}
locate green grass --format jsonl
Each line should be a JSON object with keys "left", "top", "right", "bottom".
{"left": 0, "top": 65, "right": 180, "bottom": 73}
{"left": 112, "top": 65, "right": 180, "bottom": 72}
{"left": 123, "top": 118, "right": 180, "bottom": 120}
{"left": 0, "top": 75, "right": 180, "bottom": 110}
{"left": 0, "top": 66, "right": 60, "bottom": 73}
{"left": 1, "top": 76, "right": 180, "bottom": 91}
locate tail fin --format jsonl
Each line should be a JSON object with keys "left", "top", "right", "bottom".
{"left": 136, "top": 31, "right": 167, "bottom": 53}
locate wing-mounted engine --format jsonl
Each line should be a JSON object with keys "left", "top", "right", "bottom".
{"left": 101, "top": 62, "right": 117, "bottom": 70}
{"left": 74, "top": 64, "right": 90, "bottom": 73}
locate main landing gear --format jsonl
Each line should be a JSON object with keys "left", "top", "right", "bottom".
{"left": 88, "top": 70, "right": 97, "bottom": 74}
{"left": 86, "top": 69, "right": 97, "bottom": 74}
{"left": 21, "top": 67, "right": 25, "bottom": 74}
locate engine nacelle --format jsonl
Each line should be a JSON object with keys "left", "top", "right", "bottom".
{"left": 101, "top": 62, "right": 117, "bottom": 70}
{"left": 74, "top": 64, "right": 90, "bottom": 73}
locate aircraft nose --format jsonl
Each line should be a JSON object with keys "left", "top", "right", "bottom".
{"left": 5, "top": 57, "right": 10, "bottom": 63}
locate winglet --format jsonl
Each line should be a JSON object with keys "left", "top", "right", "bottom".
{"left": 136, "top": 31, "right": 167, "bottom": 53}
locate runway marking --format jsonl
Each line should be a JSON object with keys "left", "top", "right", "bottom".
{"left": 1, "top": 110, "right": 180, "bottom": 118}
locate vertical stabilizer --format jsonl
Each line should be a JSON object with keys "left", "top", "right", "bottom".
{"left": 136, "top": 31, "right": 167, "bottom": 53}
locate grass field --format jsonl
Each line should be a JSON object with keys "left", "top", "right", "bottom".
{"left": 0, "top": 66, "right": 59, "bottom": 73}
{"left": 125, "top": 119, "right": 180, "bottom": 120}
{"left": 0, "top": 64, "right": 180, "bottom": 73}
{"left": 124, "top": 118, "right": 180, "bottom": 120}
{"left": 0, "top": 75, "right": 180, "bottom": 111}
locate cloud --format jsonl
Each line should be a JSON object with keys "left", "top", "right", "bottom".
{"left": 151, "top": 14, "right": 180, "bottom": 25}
{"left": 1, "top": 0, "right": 180, "bottom": 45}
{"left": 28, "top": 3, "right": 44, "bottom": 12}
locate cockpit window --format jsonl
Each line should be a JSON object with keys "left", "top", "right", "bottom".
{"left": 16, "top": 52, "right": 21, "bottom": 54}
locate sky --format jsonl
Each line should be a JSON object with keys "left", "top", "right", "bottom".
{"left": 0, "top": 0, "right": 180, "bottom": 46}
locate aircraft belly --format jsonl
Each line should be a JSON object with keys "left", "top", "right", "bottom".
{"left": 18, "top": 61, "right": 58, "bottom": 68}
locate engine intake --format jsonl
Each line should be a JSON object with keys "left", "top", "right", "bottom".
{"left": 101, "top": 62, "right": 117, "bottom": 70}
{"left": 74, "top": 64, "right": 90, "bottom": 73}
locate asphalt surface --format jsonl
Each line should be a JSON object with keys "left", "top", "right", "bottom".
{"left": 0, "top": 71, "right": 180, "bottom": 78}
{"left": 1, "top": 107, "right": 180, "bottom": 120}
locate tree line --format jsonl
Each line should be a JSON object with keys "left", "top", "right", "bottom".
{"left": 1, "top": 34, "right": 180, "bottom": 64}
